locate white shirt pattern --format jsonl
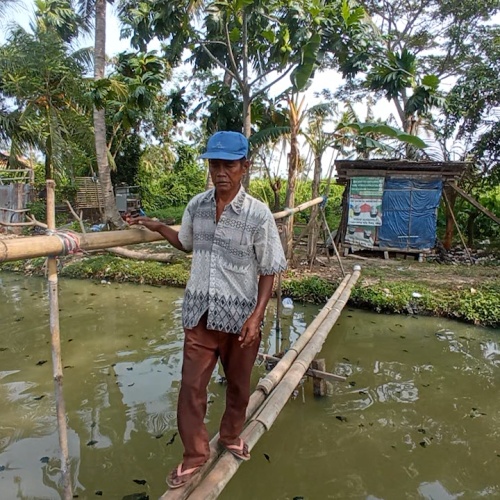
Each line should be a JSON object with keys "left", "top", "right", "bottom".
{"left": 178, "top": 186, "right": 287, "bottom": 334}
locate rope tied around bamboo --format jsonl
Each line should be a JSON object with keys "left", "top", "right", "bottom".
{"left": 45, "top": 229, "right": 82, "bottom": 256}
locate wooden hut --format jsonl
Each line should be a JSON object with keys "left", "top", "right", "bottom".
{"left": 335, "top": 159, "right": 468, "bottom": 259}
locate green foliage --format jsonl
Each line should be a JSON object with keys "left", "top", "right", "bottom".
{"left": 112, "top": 133, "right": 143, "bottom": 186}
{"left": 60, "top": 255, "right": 190, "bottom": 287}
{"left": 26, "top": 200, "right": 46, "bottom": 222}
{"left": 147, "top": 206, "right": 186, "bottom": 223}
{"left": 453, "top": 285, "right": 500, "bottom": 326}
{"left": 351, "top": 281, "right": 500, "bottom": 328}
{"left": 136, "top": 142, "right": 205, "bottom": 211}
{"left": 281, "top": 276, "right": 336, "bottom": 303}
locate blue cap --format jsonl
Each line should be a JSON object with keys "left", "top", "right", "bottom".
{"left": 200, "top": 131, "right": 248, "bottom": 160}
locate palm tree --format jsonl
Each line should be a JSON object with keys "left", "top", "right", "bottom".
{"left": 76, "top": 0, "right": 126, "bottom": 227}
{"left": 0, "top": 2, "right": 94, "bottom": 179}
{"left": 0, "top": 0, "right": 20, "bottom": 19}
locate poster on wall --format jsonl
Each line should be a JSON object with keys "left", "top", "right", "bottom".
{"left": 345, "top": 225, "right": 377, "bottom": 248}
{"left": 348, "top": 177, "right": 384, "bottom": 227}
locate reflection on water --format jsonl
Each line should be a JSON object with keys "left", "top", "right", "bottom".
{"left": 0, "top": 272, "right": 499, "bottom": 500}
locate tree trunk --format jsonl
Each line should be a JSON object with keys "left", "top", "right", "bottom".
{"left": 443, "top": 187, "right": 457, "bottom": 250}
{"left": 272, "top": 180, "right": 281, "bottom": 212}
{"left": 307, "top": 153, "right": 322, "bottom": 263}
{"left": 466, "top": 211, "right": 479, "bottom": 247}
{"left": 240, "top": 88, "right": 252, "bottom": 190}
{"left": 45, "top": 136, "right": 53, "bottom": 180}
{"left": 241, "top": 10, "right": 252, "bottom": 190}
{"left": 284, "top": 125, "right": 299, "bottom": 259}
{"left": 94, "top": 0, "right": 125, "bottom": 228}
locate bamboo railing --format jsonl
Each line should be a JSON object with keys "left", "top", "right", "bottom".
{"left": 160, "top": 269, "right": 361, "bottom": 499}
{"left": 0, "top": 196, "right": 325, "bottom": 263}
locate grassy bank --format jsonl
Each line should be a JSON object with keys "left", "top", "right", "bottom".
{"left": 2, "top": 253, "right": 499, "bottom": 329}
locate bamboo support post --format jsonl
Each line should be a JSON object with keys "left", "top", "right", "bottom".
{"left": 442, "top": 191, "right": 474, "bottom": 265}
{"left": 257, "top": 353, "right": 346, "bottom": 383}
{"left": 46, "top": 181, "right": 73, "bottom": 499}
{"left": 186, "top": 268, "right": 361, "bottom": 499}
{"left": 312, "top": 359, "right": 327, "bottom": 396}
{"left": 275, "top": 272, "right": 282, "bottom": 353}
{"left": 320, "top": 209, "right": 345, "bottom": 277}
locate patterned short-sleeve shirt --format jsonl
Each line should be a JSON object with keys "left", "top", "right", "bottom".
{"left": 178, "top": 186, "right": 287, "bottom": 334}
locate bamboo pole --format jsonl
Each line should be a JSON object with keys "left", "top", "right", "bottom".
{"left": 272, "top": 196, "right": 324, "bottom": 220}
{"left": 0, "top": 196, "right": 325, "bottom": 263}
{"left": 320, "top": 208, "right": 345, "bottom": 277}
{"left": 0, "top": 226, "right": 177, "bottom": 262}
{"left": 187, "top": 268, "right": 361, "bottom": 499}
{"left": 46, "top": 181, "right": 73, "bottom": 499}
{"left": 442, "top": 191, "right": 474, "bottom": 265}
{"left": 255, "top": 268, "right": 360, "bottom": 430}
{"left": 257, "top": 353, "right": 346, "bottom": 383}
{"left": 0, "top": 196, "right": 324, "bottom": 263}
{"left": 257, "top": 272, "right": 351, "bottom": 395}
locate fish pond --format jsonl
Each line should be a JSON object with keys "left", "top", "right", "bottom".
{"left": 0, "top": 272, "right": 499, "bottom": 500}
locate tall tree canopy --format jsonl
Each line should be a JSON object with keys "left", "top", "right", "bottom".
{"left": 0, "top": 0, "right": 93, "bottom": 179}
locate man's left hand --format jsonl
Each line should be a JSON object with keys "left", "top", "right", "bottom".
{"left": 239, "top": 315, "right": 262, "bottom": 348}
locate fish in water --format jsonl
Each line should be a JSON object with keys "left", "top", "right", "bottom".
{"left": 132, "top": 479, "right": 147, "bottom": 485}
{"left": 87, "top": 440, "right": 98, "bottom": 446}
{"left": 263, "top": 453, "right": 271, "bottom": 463}
{"left": 36, "top": 360, "right": 47, "bottom": 366}
{"left": 336, "top": 415, "right": 347, "bottom": 422}
{"left": 166, "top": 432, "right": 178, "bottom": 446}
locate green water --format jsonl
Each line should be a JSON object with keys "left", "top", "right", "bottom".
{"left": 0, "top": 272, "right": 499, "bottom": 500}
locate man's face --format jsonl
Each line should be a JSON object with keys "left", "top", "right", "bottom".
{"left": 209, "top": 159, "right": 248, "bottom": 194}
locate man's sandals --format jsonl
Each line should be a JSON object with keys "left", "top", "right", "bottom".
{"left": 166, "top": 440, "right": 250, "bottom": 489}
{"left": 166, "top": 463, "right": 201, "bottom": 489}
{"left": 221, "top": 438, "right": 251, "bottom": 461}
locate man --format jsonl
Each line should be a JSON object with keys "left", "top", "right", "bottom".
{"left": 130, "top": 131, "right": 287, "bottom": 489}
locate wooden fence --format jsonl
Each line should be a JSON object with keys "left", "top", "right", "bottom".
{"left": 0, "top": 183, "right": 32, "bottom": 230}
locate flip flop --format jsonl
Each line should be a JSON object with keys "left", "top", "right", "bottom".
{"left": 166, "top": 463, "right": 200, "bottom": 489}
{"left": 222, "top": 438, "right": 251, "bottom": 461}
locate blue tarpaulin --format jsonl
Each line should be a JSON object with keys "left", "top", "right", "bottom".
{"left": 378, "top": 178, "right": 442, "bottom": 249}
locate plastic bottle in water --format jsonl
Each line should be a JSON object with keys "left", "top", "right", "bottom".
{"left": 282, "top": 297, "right": 294, "bottom": 314}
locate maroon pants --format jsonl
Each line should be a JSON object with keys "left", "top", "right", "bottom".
{"left": 177, "top": 313, "right": 260, "bottom": 468}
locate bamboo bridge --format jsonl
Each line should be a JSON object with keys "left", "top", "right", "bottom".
{"left": 0, "top": 182, "right": 358, "bottom": 499}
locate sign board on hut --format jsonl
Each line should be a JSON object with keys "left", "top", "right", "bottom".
{"left": 346, "top": 177, "right": 384, "bottom": 248}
